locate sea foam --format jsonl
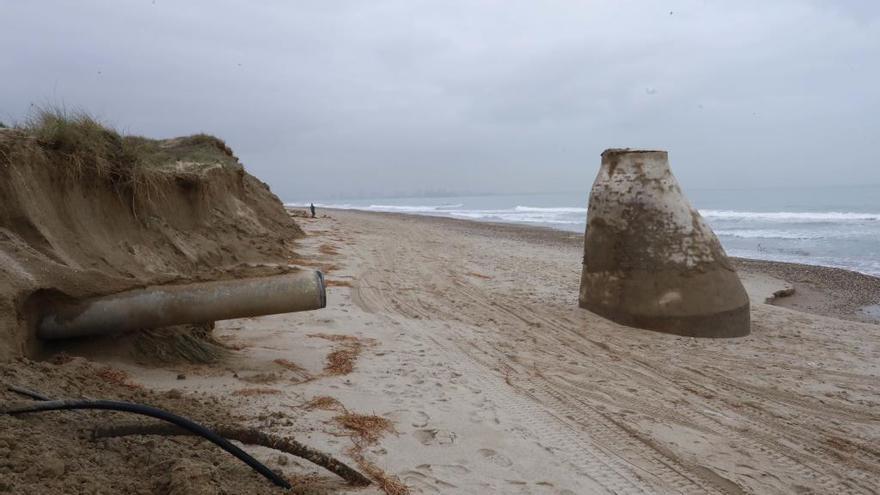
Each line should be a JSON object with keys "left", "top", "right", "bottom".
{"left": 699, "top": 210, "right": 880, "bottom": 222}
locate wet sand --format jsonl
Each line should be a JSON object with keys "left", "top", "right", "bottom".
{"left": 112, "top": 208, "right": 880, "bottom": 494}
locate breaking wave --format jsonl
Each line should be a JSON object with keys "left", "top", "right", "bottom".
{"left": 714, "top": 229, "right": 828, "bottom": 240}
{"left": 364, "top": 203, "right": 464, "bottom": 212}
{"left": 513, "top": 206, "right": 587, "bottom": 214}
{"left": 699, "top": 210, "right": 880, "bottom": 222}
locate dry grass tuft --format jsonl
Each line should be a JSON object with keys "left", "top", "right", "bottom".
{"left": 305, "top": 395, "right": 345, "bottom": 411}
{"left": 324, "top": 347, "right": 361, "bottom": 375}
{"left": 21, "top": 108, "right": 134, "bottom": 180}
{"left": 232, "top": 387, "right": 282, "bottom": 396}
{"left": 334, "top": 412, "right": 394, "bottom": 445}
{"left": 307, "top": 333, "right": 376, "bottom": 376}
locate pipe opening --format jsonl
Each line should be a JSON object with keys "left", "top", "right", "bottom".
{"left": 315, "top": 270, "right": 327, "bottom": 309}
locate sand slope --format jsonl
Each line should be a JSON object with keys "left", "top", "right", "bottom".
{"left": 347, "top": 212, "right": 880, "bottom": 493}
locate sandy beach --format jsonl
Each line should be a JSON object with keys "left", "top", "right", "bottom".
{"left": 75, "top": 208, "right": 877, "bottom": 494}
{"left": 5, "top": 4, "right": 880, "bottom": 492}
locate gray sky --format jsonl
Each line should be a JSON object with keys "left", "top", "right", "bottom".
{"left": 2, "top": 1, "right": 878, "bottom": 200}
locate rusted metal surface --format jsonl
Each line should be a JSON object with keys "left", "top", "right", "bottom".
{"left": 37, "top": 271, "right": 326, "bottom": 339}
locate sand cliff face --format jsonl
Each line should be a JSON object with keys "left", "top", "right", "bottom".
{"left": 0, "top": 127, "right": 301, "bottom": 360}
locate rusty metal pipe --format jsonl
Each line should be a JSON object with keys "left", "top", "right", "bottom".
{"left": 37, "top": 271, "right": 326, "bottom": 340}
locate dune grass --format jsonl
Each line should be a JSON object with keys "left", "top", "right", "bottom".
{"left": 0, "top": 107, "right": 245, "bottom": 216}
{"left": 25, "top": 110, "right": 131, "bottom": 164}
{"left": 1, "top": 107, "right": 239, "bottom": 185}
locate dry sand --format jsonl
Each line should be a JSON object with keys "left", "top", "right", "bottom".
{"left": 92, "top": 209, "right": 880, "bottom": 494}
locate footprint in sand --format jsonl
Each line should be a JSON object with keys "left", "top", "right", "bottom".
{"left": 401, "top": 470, "right": 442, "bottom": 493}
{"left": 468, "top": 402, "right": 500, "bottom": 425}
{"left": 416, "top": 463, "right": 471, "bottom": 476}
{"left": 413, "top": 428, "right": 457, "bottom": 445}
{"left": 403, "top": 464, "right": 468, "bottom": 491}
{"left": 505, "top": 479, "right": 572, "bottom": 494}
{"left": 411, "top": 410, "right": 430, "bottom": 428}
{"left": 478, "top": 448, "right": 513, "bottom": 467}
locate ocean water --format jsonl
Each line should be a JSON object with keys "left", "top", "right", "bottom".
{"left": 288, "top": 185, "right": 880, "bottom": 277}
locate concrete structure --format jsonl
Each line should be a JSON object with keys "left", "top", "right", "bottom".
{"left": 37, "top": 270, "right": 326, "bottom": 339}
{"left": 579, "top": 149, "right": 750, "bottom": 337}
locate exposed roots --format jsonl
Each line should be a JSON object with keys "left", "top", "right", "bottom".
{"left": 133, "top": 324, "right": 229, "bottom": 364}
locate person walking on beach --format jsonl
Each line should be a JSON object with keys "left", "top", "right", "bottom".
{"left": 310, "top": 203, "right": 316, "bottom": 218}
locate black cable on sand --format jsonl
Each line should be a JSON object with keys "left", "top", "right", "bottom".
{"left": 1, "top": 398, "right": 291, "bottom": 490}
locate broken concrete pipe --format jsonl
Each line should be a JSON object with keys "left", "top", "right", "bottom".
{"left": 579, "top": 149, "right": 750, "bottom": 337}
{"left": 37, "top": 271, "right": 327, "bottom": 340}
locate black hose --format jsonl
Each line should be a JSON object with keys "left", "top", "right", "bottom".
{"left": 7, "top": 385, "right": 52, "bottom": 401}
{"left": 2, "top": 399, "right": 291, "bottom": 490}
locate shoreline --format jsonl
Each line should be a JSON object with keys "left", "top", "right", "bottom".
{"left": 307, "top": 207, "right": 880, "bottom": 324}
{"left": 289, "top": 200, "right": 880, "bottom": 280}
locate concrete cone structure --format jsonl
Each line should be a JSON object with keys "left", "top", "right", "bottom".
{"left": 579, "top": 149, "right": 750, "bottom": 337}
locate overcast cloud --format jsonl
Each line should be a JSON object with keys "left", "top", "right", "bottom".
{"left": 2, "top": 1, "right": 878, "bottom": 200}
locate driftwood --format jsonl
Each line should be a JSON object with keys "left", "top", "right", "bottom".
{"left": 94, "top": 422, "right": 372, "bottom": 487}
